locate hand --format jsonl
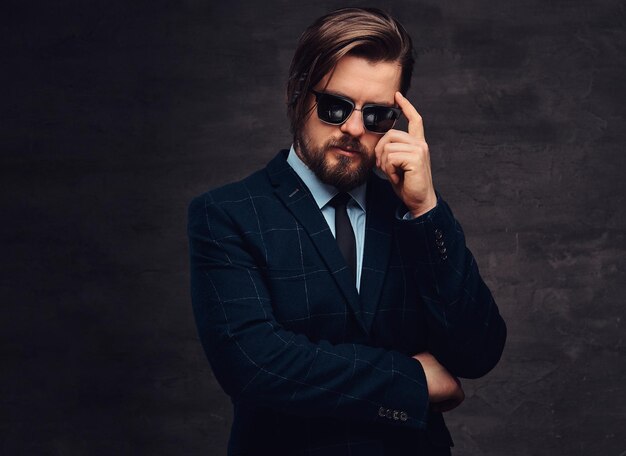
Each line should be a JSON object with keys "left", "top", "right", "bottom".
{"left": 412, "top": 352, "right": 465, "bottom": 413}
{"left": 374, "top": 92, "right": 437, "bottom": 218}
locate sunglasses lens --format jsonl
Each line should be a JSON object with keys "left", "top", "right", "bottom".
{"left": 316, "top": 94, "right": 353, "bottom": 124}
{"left": 363, "top": 107, "right": 400, "bottom": 133}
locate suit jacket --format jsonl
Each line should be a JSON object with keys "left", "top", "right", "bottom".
{"left": 188, "top": 150, "right": 506, "bottom": 455}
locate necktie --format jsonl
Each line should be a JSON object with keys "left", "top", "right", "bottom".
{"left": 329, "top": 192, "right": 357, "bottom": 281}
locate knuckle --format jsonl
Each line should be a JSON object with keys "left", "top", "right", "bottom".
{"left": 384, "top": 142, "right": 395, "bottom": 153}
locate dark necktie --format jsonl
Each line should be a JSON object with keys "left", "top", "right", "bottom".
{"left": 329, "top": 192, "right": 357, "bottom": 281}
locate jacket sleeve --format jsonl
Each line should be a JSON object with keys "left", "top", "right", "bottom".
{"left": 396, "top": 195, "right": 507, "bottom": 379}
{"left": 188, "top": 193, "right": 431, "bottom": 429}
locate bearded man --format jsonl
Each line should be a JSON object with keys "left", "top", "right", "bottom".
{"left": 188, "top": 7, "right": 506, "bottom": 455}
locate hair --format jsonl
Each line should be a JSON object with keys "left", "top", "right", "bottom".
{"left": 286, "top": 7, "right": 415, "bottom": 137}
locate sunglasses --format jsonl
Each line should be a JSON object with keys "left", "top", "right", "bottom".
{"left": 311, "top": 90, "right": 402, "bottom": 134}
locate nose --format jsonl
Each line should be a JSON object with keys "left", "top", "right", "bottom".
{"left": 340, "top": 108, "right": 365, "bottom": 137}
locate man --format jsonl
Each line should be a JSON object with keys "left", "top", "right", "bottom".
{"left": 188, "top": 7, "right": 506, "bottom": 455}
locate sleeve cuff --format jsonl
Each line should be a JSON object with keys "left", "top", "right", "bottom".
{"left": 397, "top": 198, "right": 440, "bottom": 221}
{"left": 376, "top": 352, "right": 430, "bottom": 430}
{"left": 394, "top": 193, "right": 461, "bottom": 265}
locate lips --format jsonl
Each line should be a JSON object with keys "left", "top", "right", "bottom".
{"left": 326, "top": 136, "right": 366, "bottom": 157}
{"left": 331, "top": 147, "right": 359, "bottom": 158}
{"left": 330, "top": 144, "right": 362, "bottom": 155}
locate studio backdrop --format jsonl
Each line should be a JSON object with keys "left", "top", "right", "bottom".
{"left": 3, "top": 0, "right": 625, "bottom": 454}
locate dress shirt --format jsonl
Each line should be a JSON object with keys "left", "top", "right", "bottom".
{"left": 287, "top": 145, "right": 366, "bottom": 291}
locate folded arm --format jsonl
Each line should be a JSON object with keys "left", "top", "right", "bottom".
{"left": 188, "top": 193, "right": 436, "bottom": 428}
{"left": 398, "top": 196, "right": 507, "bottom": 379}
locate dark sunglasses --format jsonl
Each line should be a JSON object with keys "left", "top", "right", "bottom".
{"left": 311, "top": 90, "right": 402, "bottom": 134}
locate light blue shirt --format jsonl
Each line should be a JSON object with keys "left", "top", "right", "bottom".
{"left": 287, "top": 146, "right": 367, "bottom": 292}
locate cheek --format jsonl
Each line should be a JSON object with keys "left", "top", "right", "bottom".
{"left": 305, "top": 120, "right": 338, "bottom": 144}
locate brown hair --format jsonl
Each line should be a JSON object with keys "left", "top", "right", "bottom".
{"left": 286, "top": 7, "right": 414, "bottom": 137}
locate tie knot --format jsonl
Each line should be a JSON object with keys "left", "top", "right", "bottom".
{"left": 329, "top": 192, "right": 351, "bottom": 209}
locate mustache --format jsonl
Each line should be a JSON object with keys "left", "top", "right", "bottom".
{"left": 326, "top": 136, "right": 367, "bottom": 155}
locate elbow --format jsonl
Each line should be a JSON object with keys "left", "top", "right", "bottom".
{"left": 451, "top": 317, "right": 507, "bottom": 379}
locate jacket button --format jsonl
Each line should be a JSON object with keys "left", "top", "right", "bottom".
{"left": 378, "top": 407, "right": 386, "bottom": 417}
{"left": 400, "top": 412, "right": 408, "bottom": 421}
{"left": 393, "top": 410, "right": 400, "bottom": 420}
{"left": 439, "top": 247, "right": 447, "bottom": 254}
{"left": 386, "top": 409, "right": 393, "bottom": 419}
{"left": 434, "top": 229, "right": 443, "bottom": 239}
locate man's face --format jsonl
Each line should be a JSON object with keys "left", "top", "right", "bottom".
{"left": 295, "top": 55, "right": 402, "bottom": 191}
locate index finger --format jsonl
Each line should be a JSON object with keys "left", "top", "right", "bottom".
{"left": 395, "top": 91, "right": 425, "bottom": 140}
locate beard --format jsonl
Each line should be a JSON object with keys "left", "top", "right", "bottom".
{"left": 295, "top": 133, "right": 376, "bottom": 192}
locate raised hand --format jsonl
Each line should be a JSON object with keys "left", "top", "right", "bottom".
{"left": 374, "top": 92, "right": 437, "bottom": 218}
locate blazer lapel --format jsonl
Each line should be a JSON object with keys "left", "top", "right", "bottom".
{"left": 266, "top": 151, "right": 365, "bottom": 333}
{"left": 359, "top": 175, "right": 394, "bottom": 334}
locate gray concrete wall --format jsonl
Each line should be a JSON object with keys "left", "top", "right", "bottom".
{"left": 3, "top": 0, "right": 625, "bottom": 454}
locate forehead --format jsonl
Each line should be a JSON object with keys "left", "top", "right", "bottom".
{"left": 317, "top": 55, "right": 402, "bottom": 105}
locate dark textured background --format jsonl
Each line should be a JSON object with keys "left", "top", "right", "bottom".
{"left": 3, "top": 0, "right": 625, "bottom": 454}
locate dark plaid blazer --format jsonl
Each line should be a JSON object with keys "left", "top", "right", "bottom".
{"left": 188, "top": 150, "right": 506, "bottom": 455}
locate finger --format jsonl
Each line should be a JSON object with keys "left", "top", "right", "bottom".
{"left": 374, "top": 132, "right": 394, "bottom": 167}
{"left": 376, "top": 130, "right": 425, "bottom": 167}
{"left": 395, "top": 91, "right": 425, "bottom": 140}
{"left": 381, "top": 150, "right": 431, "bottom": 180}
{"left": 377, "top": 129, "right": 418, "bottom": 144}
{"left": 381, "top": 141, "right": 421, "bottom": 154}
{"left": 381, "top": 151, "right": 415, "bottom": 170}
{"left": 380, "top": 154, "right": 402, "bottom": 185}
{"left": 378, "top": 147, "right": 399, "bottom": 184}
{"left": 381, "top": 151, "right": 417, "bottom": 185}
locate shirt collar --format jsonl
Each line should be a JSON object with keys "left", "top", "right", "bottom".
{"left": 287, "top": 145, "right": 367, "bottom": 212}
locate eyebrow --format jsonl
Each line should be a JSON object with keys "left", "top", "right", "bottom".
{"left": 323, "top": 89, "right": 396, "bottom": 107}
